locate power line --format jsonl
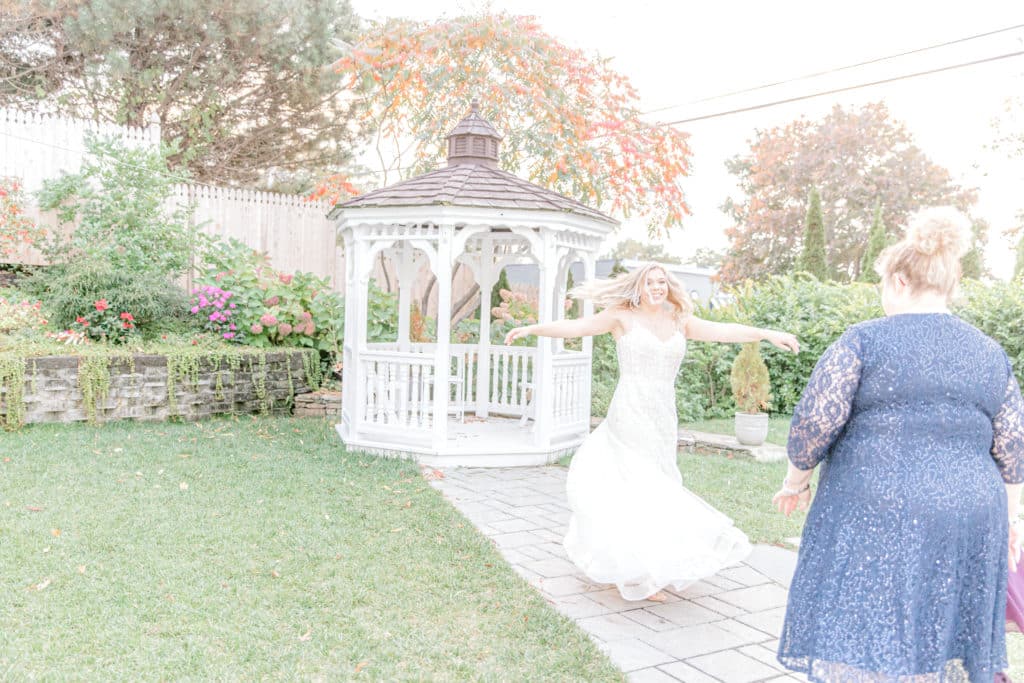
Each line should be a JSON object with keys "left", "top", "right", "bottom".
{"left": 621, "top": 49, "right": 1024, "bottom": 134}
{"left": 643, "top": 22, "right": 1024, "bottom": 116}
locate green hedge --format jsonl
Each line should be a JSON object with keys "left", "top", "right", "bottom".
{"left": 589, "top": 274, "right": 1024, "bottom": 421}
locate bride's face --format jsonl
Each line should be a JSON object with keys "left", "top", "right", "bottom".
{"left": 642, "top": 269, "right": 669, "bottom": 306}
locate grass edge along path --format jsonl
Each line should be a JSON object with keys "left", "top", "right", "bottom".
{"left": 0, "top": 417, "right": 622, "bottom": 682}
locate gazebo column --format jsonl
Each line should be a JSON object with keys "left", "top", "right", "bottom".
{"left": 474, "top": 239, "right": 498, "bottom": 418}
{"left": 343, "top": 237, "right": 371, "bottom": 436}
{"left": 533, "top": 232, "right": 557, "bottom": 446}
{"left": 432, "top": 225, "right": 454, "bottom": 447}
{"left": 396, "top": 245, "right": 417, "bottom": 352}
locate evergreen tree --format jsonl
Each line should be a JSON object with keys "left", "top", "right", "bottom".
{"left": 960, "top": 219, "right": 989, "bottom": 280}
{"left": 491, "top": 268, "right": 511, "bottom": 310}
{"left": 859, "top": 201, "right": 887, "bottom": 283}
{"left": 799, "top": 187, "right": 828, "bottom": 280}
{"left": 565, "top": 269, "right": 580, "bottom": 319}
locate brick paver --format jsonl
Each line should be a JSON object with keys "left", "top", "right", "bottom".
{"left": 429, "top": 466, "right": 808, "bottom": 683}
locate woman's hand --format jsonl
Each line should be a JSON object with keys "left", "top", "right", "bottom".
{"left": 504, "top": 326, "right": 532, "bottom": 345}
{"left": 765, "top": 330, "right": 800, "bottom": 353}
{"left": 772, "top": 486, "right": 812, "bottom": 517}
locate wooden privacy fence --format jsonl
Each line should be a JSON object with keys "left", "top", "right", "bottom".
{"left": 0, "top": 107, "right": 341, "bottom": 290}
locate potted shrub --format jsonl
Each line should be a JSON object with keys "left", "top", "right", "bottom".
{"left": 730, "top": 342, "right": 772, "bottom": 446}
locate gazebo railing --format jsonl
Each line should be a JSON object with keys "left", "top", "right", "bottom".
{"left": 360, "top": 350, "right": 436, "bottom": 433}
{"left": 359, "top": 343, "right": 589, "bottom": 426}
{"left": 488, "top": 346, "right": 534, "bottom": 416}
{"left": 551, "top": 352, "right": 591, "bottom": 435}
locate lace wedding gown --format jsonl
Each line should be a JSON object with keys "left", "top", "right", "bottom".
{"left": 563, "top": 325, "right": 752, "bottom": 600}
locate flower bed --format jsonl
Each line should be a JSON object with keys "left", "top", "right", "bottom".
{"left": 0, "top": 348, "right": 321, "bottom": 428}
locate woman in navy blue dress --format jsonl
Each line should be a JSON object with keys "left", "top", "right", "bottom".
{"left": 773, "top": 207, "right": 1024, "bottom": 682}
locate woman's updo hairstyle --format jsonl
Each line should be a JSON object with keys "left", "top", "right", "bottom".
{"left": 874, "top": 206, "right": 971, "bottom": 299}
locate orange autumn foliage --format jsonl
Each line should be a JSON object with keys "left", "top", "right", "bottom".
{"left": 327, "top": 12, "right": 693, "bottom": 234}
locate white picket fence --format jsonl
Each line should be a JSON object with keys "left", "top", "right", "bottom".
{"left": 0, "top": 107, "right": 339, "bottom": 288}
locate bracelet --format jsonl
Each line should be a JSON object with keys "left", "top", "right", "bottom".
{"left": 780, "top": 477, "right": 811, "bottom": 496}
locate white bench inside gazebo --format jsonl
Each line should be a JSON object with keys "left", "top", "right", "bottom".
{"left": 331, "top": 102, "right": 617, "bottom": 467}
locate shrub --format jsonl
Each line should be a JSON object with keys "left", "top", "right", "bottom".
{"left": 0, "top": 295, "right": 48, "bottom": 337}
{"left": 37, "top": 136, "right": 193, "bottom": 278}
{"left": 25, "top": 260, "right": 191, "bottom": 336}
{"left": 730, "top": 342, "right": 771, "bottom": 414}
{"left": 0, "top": 177, "right": 46, "bottom": 257}
{"left": 956, "top": 278, "right": 1024, "bottom": 385}
{"left": 69, "top": 298, "right": 139, "bottom": 345}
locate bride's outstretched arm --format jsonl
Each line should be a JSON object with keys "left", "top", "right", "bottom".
{"left": 685, "top": 316, "right": 800, "bottom": 353}
{"left": 504, "top": 307, "right": 621, "bottom": 345}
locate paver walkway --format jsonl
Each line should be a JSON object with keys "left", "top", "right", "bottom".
{"left": 429, "top": 465, "right": 808, "bottom": 683}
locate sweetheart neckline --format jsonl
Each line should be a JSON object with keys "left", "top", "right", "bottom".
{"left": 619, "top": 325, "right": 685, "bottom": 345}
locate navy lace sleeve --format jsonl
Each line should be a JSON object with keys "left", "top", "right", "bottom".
{"left": 992, "top": 357, "right": 1024, "bottom": 484}
{"left": 787, "top": 330, "right": 863, "bottom": 471}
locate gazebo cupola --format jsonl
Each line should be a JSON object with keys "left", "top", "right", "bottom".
{"left": 446, "top": 100, "right": 501, "bottom": 167}
{"left": 330, "top": 102, "right": 618, "bottom": 467}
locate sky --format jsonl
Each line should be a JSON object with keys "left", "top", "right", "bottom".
{"left": 348, "top": 0, "right": 1024, "bottom": 278}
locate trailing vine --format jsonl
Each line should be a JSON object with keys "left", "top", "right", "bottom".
{"left": 78, "top": 354, "right": 112, "bottom": 423}
{"left": 0, "top": 354, "right": 26, "bottom": 430}
{"left": 0, "top": 346, "right": 314, "bottom": 428}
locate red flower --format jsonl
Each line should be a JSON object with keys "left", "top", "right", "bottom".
{"left": 119, "top": 312, "right": 134, "bottom": 321}
{"left": 94, "top": 299, "right": 109, "bottom": 312}
{"left": 75, "top": 316, "right": 89, "bottom": 326}
{"left": 121, "top": 322, "right": 134, "bottom": 329}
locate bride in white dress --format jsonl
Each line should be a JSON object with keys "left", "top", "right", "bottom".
{"left": 505, "top": 263, "right": 799, "bottom": 600}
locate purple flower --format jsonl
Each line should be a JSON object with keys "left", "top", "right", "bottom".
{"left": 190, "top": 306, "right": 200, "bottom": 314}
{"left": 223, "top": 332, "right": 235, "bottom": 339}
{"left": 229, "top": 303, "right": 237, "bottom": 309}
{"left": 208, "top": 313, "right": 219, "bottom": 321}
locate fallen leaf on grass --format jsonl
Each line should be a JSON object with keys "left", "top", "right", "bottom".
{"left": 51, "top": 528, "right": 61, "bottom": 537}
{"left": 298, "top": 627, "right": 312, "bottom": 642}
{"left": 390, "top": 528, "right": 403, "bottom": 533}
{"left": 178, "top": 453, "right": 191, "bottom": 459}
{"left": 271, "top": 569, "right": 281, "bottom": 578}
{"left": 421, "top": 468, "right": 445, "bottom": 480}
{"left": 403, "top": 501, "right": 412, "bottom": 509}
{"left": 26, "top": 506, "right": 43, "bottom": 512}
{"left": 29, "top": 578, "right": 51, "bottom": 591}
{"left": 3, "top": 457, "right": 10, "bottom": 463}
{"left": 179, "top": 482, "right": 189, "bottom": 491}
{"left": 354, "top": 661, "right": 368, "bottom": 674}
{"left": 77, "top": 565, "right": 86, "bottom": 574}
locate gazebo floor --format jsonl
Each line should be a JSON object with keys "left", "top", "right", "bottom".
{"left": 335, "top": 416, "right": 585, "bottom": 468}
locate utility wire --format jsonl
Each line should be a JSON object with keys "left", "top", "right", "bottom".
{"left": 618, "top": 49, "right": 1024, "bottom": 134}
{"left": 643, "top": 22, "right": 1024, "bottom": 115}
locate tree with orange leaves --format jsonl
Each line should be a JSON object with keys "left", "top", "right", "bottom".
{"left": 327, "top": 12, "right": 693, "bottom": 233}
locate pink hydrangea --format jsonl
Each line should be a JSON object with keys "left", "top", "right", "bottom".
{"left": 264, "top": 295, "right": 280, "bottom": 307}
{"left": 259, "top": 313, "right": 277, "bottom": 326}
{"left": 278, "top": 323, "right": 293, "bottom": 336}
{"left": 279, "top": 273, "right": 293, "bottom": 285}
{"left": 250, "top": 323, "right": 264, "bottom": 334}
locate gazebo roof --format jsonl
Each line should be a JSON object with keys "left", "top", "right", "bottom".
{"left": 334, "top": 102, "right": 617, "bottom": 226}
{"left": 335, "top": 164, "right": 616, "bottom": 224}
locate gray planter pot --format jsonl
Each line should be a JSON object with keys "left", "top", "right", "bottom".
{"left": 734, "top": 412, "right": 769, "bottom": 446}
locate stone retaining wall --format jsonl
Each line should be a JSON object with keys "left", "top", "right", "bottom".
{"left": 2, "top": 350, "right": 317, "bottom": 425}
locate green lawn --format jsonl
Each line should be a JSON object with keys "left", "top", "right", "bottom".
{"left": 0, "top": 417, "right": 621, "bottom": 682}
{"left": 680, "top": 415, "right": 793, "bottom": 447}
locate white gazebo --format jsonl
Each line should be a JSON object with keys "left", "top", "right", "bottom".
{"left": 330, "top": 102, "right": 618, "bottom": 466}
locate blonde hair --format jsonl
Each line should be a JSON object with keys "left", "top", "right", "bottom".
{"left": 570, "top": 262, "right": 694, "bottom": 318}
{"left": 874, "top": 206, "right": 971, "bottom": 298}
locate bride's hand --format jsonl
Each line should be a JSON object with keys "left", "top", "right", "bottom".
{"left": 766, "top": 331, "right": 800, "bottom": 354}
{"left": 772, "top": 487, "right": 811, "bottom": 517}
{"left": 504, "top": 326, "right": 532, "bottom": 345}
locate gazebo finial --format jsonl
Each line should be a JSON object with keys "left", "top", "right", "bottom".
{"left": 446, "top": 100, "right": 502, "bottom": 168}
